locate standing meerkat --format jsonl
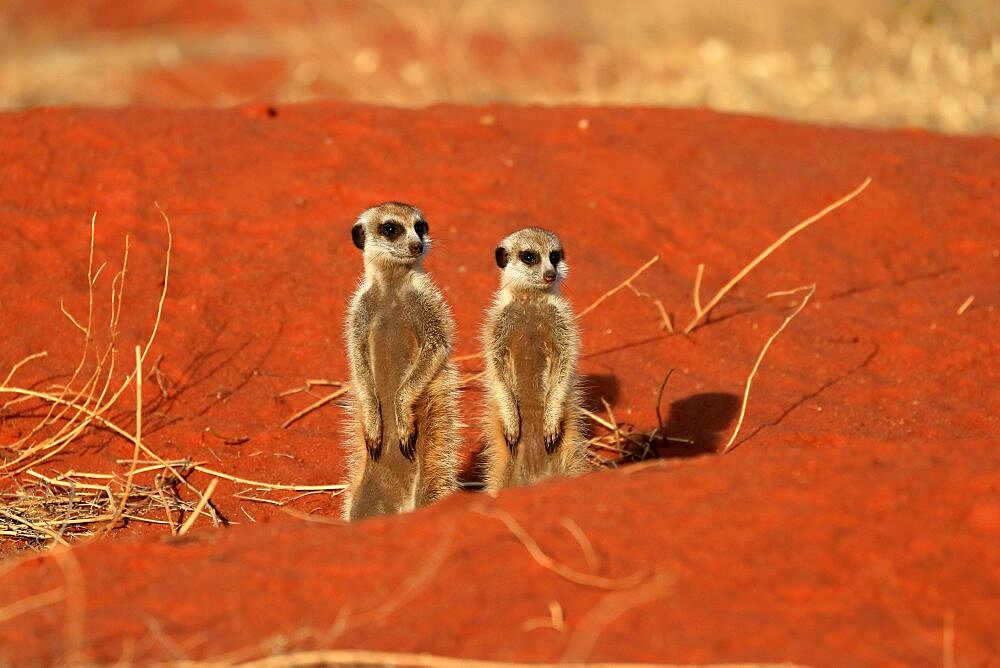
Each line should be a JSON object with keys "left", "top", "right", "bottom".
{"left": 481, "top": 227, "right": 588, "bottom": 491}
{"left": 341, "top": 202, "right": 460, "bottom": 521}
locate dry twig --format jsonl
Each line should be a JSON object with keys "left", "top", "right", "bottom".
{"left": 576, "top": 255, "right": 659, "bottom": 320}
{"left": 683, "top": 178, "right": 870, "bottom": 333}
{"left": 474, "top": 507, "right": 645, "bottom": 590}
{"left": 178, "top": 478, "right": 218, "bottom": 535}
{"left": 281, "top": 388, "right": 348, "bottom": 429}
{"left": 721, "top": 285, "right": 816, "bottom": 452}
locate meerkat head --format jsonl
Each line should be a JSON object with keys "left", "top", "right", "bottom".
{"left": 351, "top": 202, "right": 431, "bottom": 270}
{"left": 494, "top": 227, "right": 568, "bottom": 293}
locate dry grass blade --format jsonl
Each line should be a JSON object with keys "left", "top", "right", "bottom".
{"left": 1, "top": 206, "right": 173, "bottom": 475}
{"left": 683, "top": 178, "right": 870, "bottom": 333}
{"left": 178, "top": 478, "right": 218, "bottom": 535}
{"left": 957, "top": 295, "right": 974, "bottom": 315}
{"left": 577, "top": 255, "right": 659, "bottom": 320}
{"left": 278, "top": 379, "right": 343, "bottom": 397}
{"left": 521, "top": 600, "right": 567, "bottom": 633}
{"left": 0, "top": 587, "right": 65, "bottom": 625}
{"left": 560, "top": 572, "right": 676, "bottom": 664}
{"left": 114, "top": 345, "right": 144, "bottom": 522}
{"left": 193, "top": 466, "right": 345, "bottom": 492}
{"left": 560, "top": 517, "right": 600, "bottom": 574}
{"left": 281, "top": 388, "right": 348, "bottom": 429}
{"left": 474, "top": 507, "right": 645, "bottom": 590}
{"left": 721, "top": 285, "right": 816, "bottom": 452}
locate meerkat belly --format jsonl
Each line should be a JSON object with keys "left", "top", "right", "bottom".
{"left": 370, "top": 299, "right": 419, "bottom": 435}
{"left": 508, "top": 304, "right": 553, "bottom": 443}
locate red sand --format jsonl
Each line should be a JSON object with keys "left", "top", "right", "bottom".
{"left": 0, "top": 104, "right": 997, "bottom": 665}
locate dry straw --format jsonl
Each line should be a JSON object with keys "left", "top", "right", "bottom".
{"left": 684, "top": 178, "right": 870, "bottom": 333}
{"left": 1, "top": 207, "right": 342, "bottom": 545}
{"left": 721, "top": 285, "right": 816, "bottom": 453}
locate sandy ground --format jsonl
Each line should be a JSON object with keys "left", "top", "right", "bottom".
{"left": 0, "top": 103, "right": 996, "bottom": 664}
{"left": 0, "top": 0, "right": 997, "bottom": 134}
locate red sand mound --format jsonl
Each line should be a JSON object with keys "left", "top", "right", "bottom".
{"left": 0, "top": 104, "right": 997, "bottom": 665}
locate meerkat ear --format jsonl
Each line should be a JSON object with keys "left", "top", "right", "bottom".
{"left": 495, "top": 246, "right": 508, "bottom": 268}
{"left": 351, "top": 224, "right": 366, "bottom": 250}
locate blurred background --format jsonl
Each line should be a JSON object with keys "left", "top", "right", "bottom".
{"left": 1, "top": 0, "right": 996, "bottom": 134}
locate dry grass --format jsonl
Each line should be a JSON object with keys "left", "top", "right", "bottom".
{"left": 278, "top": 379, "right": 348, "bottom": 429}
{"left": 684, "top": 178, "right": 870, "bottom": 333}
{"left": 721, "top": 285, "right": 816, "bottom": 453}
{"left": 0, "top": 208, "right": 343, "bottom": 546}
{"left": 473, "top": 506, "right": 646, "bottom": 590}
{"left": 576, "top": 255, "right": 660, "bottom": 320}
{"left": 0, "top": 208, "right": 215, "bottom": 542}
{"left": 1, "top": 1, "right": 996, "bottom": 134}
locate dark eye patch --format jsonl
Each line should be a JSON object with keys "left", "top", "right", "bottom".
{"left": 379, "top": 219, "right": 403, "bottom": 238}
{"left": 414, "top": 220, "right": 428, "bottom": 237}
{"left": 549, "top": 249, "right": 563, "bottom": 265}
{"left": 519, "top": 250, "right": 539, "bottom": 265}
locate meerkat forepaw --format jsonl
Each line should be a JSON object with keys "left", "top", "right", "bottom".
{"left": 502, "top": 411, "right": 521, "bottom": 452}
{"left": 399, "top": 425, "right": 419, "bottom": 462}
{"left": 365, "top": 433, "right": 383, "bottom": 461}
{"left": 543, "top": 422, "right": 563, "bottom": 454}
{"left": 542, "top": 417, "right": 563, "bottom": 455}
{"left": 394, "top": 399, "right": 419, "bottom": 461}
{"left": 363, "top": 404, "right": 383, "bottom": 460}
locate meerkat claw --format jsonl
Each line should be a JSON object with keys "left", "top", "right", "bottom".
{"left": 543, "top": 428, "right": 563, "bottom": 454}
{"left": 365, "top": 435, "right": 383, "bottom": 461}
{"left": 504, "top": 428, "right": 520, "bottom": 452}
{"left": 400, "top": 426, "right": 419, "bottom": 462}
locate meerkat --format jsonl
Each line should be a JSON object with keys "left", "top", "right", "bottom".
{"left": 481, "top": 227, "right": 588, "bottom": 491}
{"left": 340, "top": 202, "right": 460, "bottom": 521}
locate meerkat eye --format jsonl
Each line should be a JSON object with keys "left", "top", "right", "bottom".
{"left": 414, "top": 220, "right": 428, "bottom": 237}
{"left": 519, "top": 250, "right": 539, "bottom": 265}
{"left": 549, "top": 250, "right": 562, "bottom": 265}
{"left": 379, "top": 220, "right": 402, "bottom": 238}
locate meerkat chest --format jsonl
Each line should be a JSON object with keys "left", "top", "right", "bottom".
{"left": 368, "top": 289, "right": 420, "bottom": 380}
{"left": 507, "top": 301, "right": 556, "bottom": 387}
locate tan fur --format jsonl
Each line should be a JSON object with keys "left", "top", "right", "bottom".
{"left": 340, "top": 202, "right": 460, "bottom": 521}
{"left": 481, "top": 227, "right": 588, "bottom": 491}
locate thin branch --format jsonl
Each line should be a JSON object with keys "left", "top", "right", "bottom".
{"left": 722, "top": 285, "right": 816, "bottom": 452}
{"left": 683, "top": 178, "right": 870, "bottom": 333}
{"left": 474, "top": 507, "right": 645, "bottom": 590}
{"left": 281, "top": 388, "right": 348, "bottom": 429}
{"left": 654, "top": 368, "right": 675, "bottom": 432}
{"left": 576, "top": 255, "right": 659, "bottom": 320}
{"left": 178, "top": 478, "right": 218, "bottom": 535}
{"left": 692, "top": 263, "right": 705, "bottom": 314}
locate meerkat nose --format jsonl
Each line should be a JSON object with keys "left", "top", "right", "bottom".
{"left": 409, "top": 241, "right": 424, "bottom": 255}
{"left": 543, "top": 269, "right": 556, "bottom": 282}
